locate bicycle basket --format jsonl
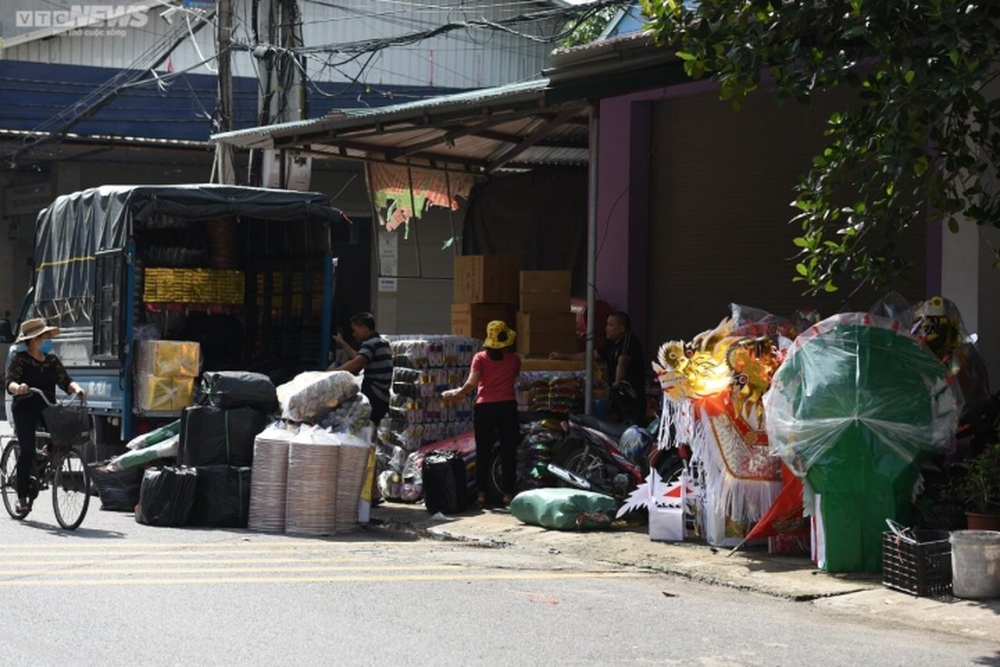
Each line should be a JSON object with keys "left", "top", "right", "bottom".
{"left": 43, "top": 404, "right": 91, "bottom": 447}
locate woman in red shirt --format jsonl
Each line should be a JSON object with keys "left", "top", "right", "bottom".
{"left": 442, "top": 320, "right": 520, "bottom": 508}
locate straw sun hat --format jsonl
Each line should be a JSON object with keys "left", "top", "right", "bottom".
{"left": 14, "top": 318, "right": 60, "bottom": 344}
{"left": 483, "top": 320, "right": 516, "bottom": 349}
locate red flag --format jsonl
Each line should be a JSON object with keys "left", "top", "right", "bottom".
{"left": 743, "top": 462, "right": 805, "bottom": 541}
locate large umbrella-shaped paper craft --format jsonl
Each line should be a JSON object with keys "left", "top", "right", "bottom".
{"left": 763, "top": 313, "right": 961, "bottom": 573}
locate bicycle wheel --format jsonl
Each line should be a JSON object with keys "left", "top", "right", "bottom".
{"left": 1, "top": 441, "right": 24, "bottom": 520}
{"left": 52, "top": 448, "right": 90, "bottom": 530}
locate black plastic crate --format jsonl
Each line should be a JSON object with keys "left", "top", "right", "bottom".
{"left": 882, "top": 529, "right": 952, "bottom": 597}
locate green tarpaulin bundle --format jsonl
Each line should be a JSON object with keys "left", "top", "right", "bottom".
{"left": 764, "top": 313, "right": 961, "bottom": 573}
{"left": 509, "top": 488, "right": 618, "bottom": 531}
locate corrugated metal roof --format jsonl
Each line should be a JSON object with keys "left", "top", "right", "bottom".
{"left": 212, "top": 77, "right": 590, "bottom": 174}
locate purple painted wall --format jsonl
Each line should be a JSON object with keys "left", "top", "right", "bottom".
{"left": 595, "top": 81, "right": 715, "bottom": 343}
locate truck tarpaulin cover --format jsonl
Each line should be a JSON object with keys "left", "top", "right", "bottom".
{"left": 33, "top": 184, "right": 344, "bottom": 305}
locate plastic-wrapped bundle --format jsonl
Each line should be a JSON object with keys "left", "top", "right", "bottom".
{"left": 135, "top": 466, "right": 198, "bottom": 527}
{"left": 196, "top": 371, "right": 278, "bottom": 411}
{"left": 106, "top": 434, "right": 180, "bottom": 471}
{"left": 248, "top": 423, "right": 296, "bottom": 533}
{"left": 285, "top": 427, "right": 341, "bottom": 536}
{"left": 318, "top": 394, "right": 372, "bottom": 435}
{"left": 277, "top": 371, "right": 360, "bottom": 423}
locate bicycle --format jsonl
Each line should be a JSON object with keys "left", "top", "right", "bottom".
{"left": 1, "top": 388, "right": 91, "bottom": 530}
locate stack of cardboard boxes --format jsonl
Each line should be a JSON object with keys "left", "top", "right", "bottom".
{"left": 450, "top": 255, "right": 518, "bottom": 339}
{"left": 134, "top": 340, "right": 201, "bottom": 412}
{"left": 516, "top": 270, "right": 577, "bottom": 358}
{"left": 450, "top": 254, "right": 580, "bottom": 361}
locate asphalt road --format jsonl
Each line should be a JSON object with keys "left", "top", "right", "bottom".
{"left": 1, "top": 499, "right": 998, "bottom": 667}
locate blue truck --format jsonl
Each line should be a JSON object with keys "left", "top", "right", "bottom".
{"left": 2, "top": 184, "right": 346, "bottom": 459}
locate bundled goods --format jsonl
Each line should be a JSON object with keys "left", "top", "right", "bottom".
{"left": 178, "top": 405, "right": 270, "bottom": 467}
{"left": 277, "top": 371, "right": 360, "bottom": 423}
{"left": 88, "top": 462, "right": 145, "bottom": 511}
{"left": 196, "top": 371, "right": 278, "bottom": 412}
{"left": 143, "top": 268, "right": 245, "bottom": 305}
{"left": 375, "top": 443, "right": 409, "bottom": 501}
{"left": 518, "top": 419, "right": 564, "bottom": 491}
{"left": 380, "top": 335, "right": 479, "bottom": 452}
{"left": 285, "top": 427, "right": 341, "bottom": 536}
{"left": 125, "top": 420, "right": 181, "bottom": 451}
{"left": 135, "top": 466, "right": 198, "bottom": 527}
{"left": 516, "top": 371, "right": 589, "bottom": 414}
{"left": 317, "top": 393, "right": 372, "bottom": 437}
{"left": 136, "top": 340, "right": 201, "bottom": 378}
{"left": 399, "top": 431, "right": 478, "bottom": 504}
{"left": 135, "top": 374, "right": 196, "bottom": 412}
{"left": 134, "top": 340, "right": 201, "bottom": 412}
{"left": 104, "top": 434, "right": 180, "bottom": 472}
{"left": 384, "top": 335, "right": 479, "bottom": 369}
{"left": 248, "top": 423, "right": 297, "bottom": 533}
{"left": 189, "top": 465, "right": 252, "bottom": 528}
{"left": 508, "top": 488, "right": 618, "bottom": 531}
{"left": 422, "top": 450, "right": 472, "bottom": 514}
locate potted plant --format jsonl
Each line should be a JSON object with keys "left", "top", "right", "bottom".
{"left": 952, "top": 442, "right": 1000, "bottom": 530}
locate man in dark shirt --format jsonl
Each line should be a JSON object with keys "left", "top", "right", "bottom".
{"left": 550, "top": 311, "right": 647, "bottom": 424}
{"left": 329, "top": 312, "right": 392, "bottom": 425}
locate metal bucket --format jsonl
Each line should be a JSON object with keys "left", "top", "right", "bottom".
{"left": 949, "top": 530, "right": 1000, "bottom": 599}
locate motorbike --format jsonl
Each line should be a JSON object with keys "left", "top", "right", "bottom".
{"left": 546, "top": 412, "right": 687, "bottom": 501}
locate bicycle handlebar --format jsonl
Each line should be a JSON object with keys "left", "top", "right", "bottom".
{"left": 26, "top": 387, "right": 86, "bottom": 408}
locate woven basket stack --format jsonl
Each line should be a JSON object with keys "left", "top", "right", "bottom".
{"left": 247, "top": 431, "right": 292, "bottom": 533}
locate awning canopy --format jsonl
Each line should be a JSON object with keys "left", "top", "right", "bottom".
{"left": 211, "top": 79, "right": 591, "bottom": 175}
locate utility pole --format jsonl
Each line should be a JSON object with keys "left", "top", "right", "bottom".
{"left": 212, "top": 0, "right": 236, "bottom": 184}
{"left": 251, "top": 0, "right": 309, "bottom": 189}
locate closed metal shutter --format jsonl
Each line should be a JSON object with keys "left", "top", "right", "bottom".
{"left": 646, "top": 90, "right": 926, "bottom": 346}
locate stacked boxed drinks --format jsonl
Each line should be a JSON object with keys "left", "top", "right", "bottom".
{"left": 379, "top": 336, "right": 480, "bottom": 453}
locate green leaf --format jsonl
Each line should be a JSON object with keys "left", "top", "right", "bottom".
{"left": 795, "top": 263, "right": 810, "bottom": 276}
{"left": 904, "top": 70, "right": 915, "bottom": 84}
{"left": 792, "top": 236, "right": 810, "bottom": 248}
{"left": 823, "top": 281, "right": 839, "bottom": 293}
{"left": 947, "top": 217, "right": 960, "bottom": 233}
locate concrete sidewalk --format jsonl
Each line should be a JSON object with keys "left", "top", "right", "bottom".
{"left": 371, "top": 500, "right": 1000, "bottom": 642}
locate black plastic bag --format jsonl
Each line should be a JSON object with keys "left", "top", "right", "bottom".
{"left": 423, "top": 450, "right": 470, "bottom": 514}
{"left": 89, "top": 461, "right": 144, "bottom": 512}
{"left": 189, "top": 465, "right": 252, "bottom": 528}
{"left": 135, "top": 466, "right": 197, "bottom": 527}
{"left": 179, "top": 405, "right": 269, "bottom": 467}
{"left": 196, "top": 371, "right": 278, "bottom": 411}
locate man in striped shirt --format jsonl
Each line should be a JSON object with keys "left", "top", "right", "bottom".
{"left": 330, "top": 312, "right": 393, "bottom": 425}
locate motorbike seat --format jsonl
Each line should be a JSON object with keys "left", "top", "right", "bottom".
{"left": 570, "top": 413, "right": 629, "bottom": 440}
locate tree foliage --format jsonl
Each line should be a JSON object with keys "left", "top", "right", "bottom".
{"left": 560, "top": 6, "right": 620, "bottom": 49}
{"left": 641, "top": 0, "right": 1000, "bottom": 294}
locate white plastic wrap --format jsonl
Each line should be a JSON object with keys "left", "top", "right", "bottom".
{"left": 764, "top": 313, "right": 962, "bottom": 476}
{"left": 277, "top": 371, "right": 360, "bottom": 423}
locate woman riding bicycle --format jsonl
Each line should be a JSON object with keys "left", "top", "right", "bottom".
{"left": 5, "top": 318, "right": 86, "bottom": 517}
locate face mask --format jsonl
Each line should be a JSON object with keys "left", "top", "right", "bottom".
{"left": 39, "top": 339, "right": 54, "bottom": 354}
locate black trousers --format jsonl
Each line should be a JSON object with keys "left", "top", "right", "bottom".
{"left": 12, "top": 409, "right": 44, "bottom": 501}
{"left": 473, "top": 400, "right": 519, "bottom": 497}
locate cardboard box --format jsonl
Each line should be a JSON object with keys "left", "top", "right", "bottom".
{"left": 516, "top": 311, "right": 576, "bottom": 336}
{"left": 450, "top": 303, "right": 514, "bottom": 338}
{"left": 516, "top": 331, "right": 578, "bottom": 357}
{"left": 136, "top": 340, "right": 202, "bottom": 378}
{"left": 519, "top": 292, "right": 571, "bottom": 313}
{"left": 135, "top": 374, "right": 196, "bottom": 412}
{"left": 519, "top": 270, "right": 571, "bottom": 294}
{"left": 453, "top": 255, "right": 519, "bottom": 304}
{"left": 519, "top": 270, "right": 571, "bottom": 313}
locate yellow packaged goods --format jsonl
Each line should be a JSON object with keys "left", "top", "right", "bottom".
{"left": 137, "top": 340, "right": 202, "bottom": 378}
{"left": 135, "top": 374, "right": 196, "bottom": 411}
{"left": 453, "top": 255, "right": 519, "bottom": 304}
{"left": 450, "top": 303, "right": 514, "bottom": 338}
{"left": 143, "top": 268, "right": 244, "bottom": 304}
